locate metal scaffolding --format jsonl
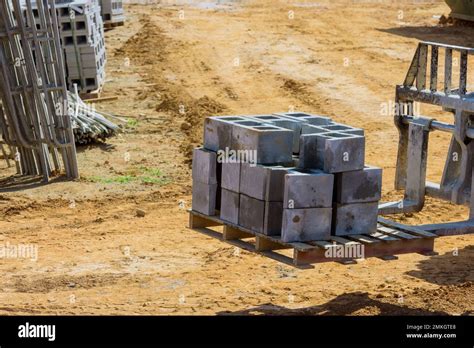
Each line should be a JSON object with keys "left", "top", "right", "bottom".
{"left": 0, "top": 0, "right": 79, "bottom": 181}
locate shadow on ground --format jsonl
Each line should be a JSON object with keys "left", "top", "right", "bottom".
{"left": 0, "top": 175, "right": 58, "bottom": 193}
{"left": 379, "top": 26, "right": 474, "bottom": 47}
{"left": 407, "top": 246, "right": 474, "bottom": 285}
{"left": 217, "top": 292, "right": 449, "bottom": 316}
{"left": 76, "top": 142, "right": 117, "bottom": 153}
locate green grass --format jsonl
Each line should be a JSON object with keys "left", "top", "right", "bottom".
{"left": 127, "top": 118, "right": 139, "bottom": 128}
{"left": 141, "top": 166, "right": 163, "bottom": 177}
{"left": 89, "top": 175, "right": 134, "bottom": 184}
{"left": 88, "top": 166, "right": 169, "bottom": 186}
{"left": 140, "top": 176, "right": 168, "bottom": 185}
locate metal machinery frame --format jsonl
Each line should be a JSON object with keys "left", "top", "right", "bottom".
{"left": 379, "top": 41, "right": 474, "bottom": 235}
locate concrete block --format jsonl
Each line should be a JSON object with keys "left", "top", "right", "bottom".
{"left": 265, "top": 166, "right": 293, "bottom": 202}
{"left": 301, "top": 132, "right": 365, "bottom": 173}
{"left": 67, "top": 59, "right": 100, "bottom": 70}
{"left": 263, "top": 201, "right": 283, "bottom": 236}
{"left": 67, "top": 67, "right": 102, "bottom": 76}
{"left": 240, "top": 163, "right": 265, "bottom": 200}
{"left": 240, "top": 163, "right": 291, "bottom": 201}
{"left": 246, "top": 115, "right": 303, "bottom": 153}
{"left": 221, "top": 162, "right": 241, "bottom": 192}
{"left": 220, "top": 189, "right": 239, "bottom": 224}
{"left": 192, "top": 148, "right": 217, "bottom": 184}
{"left": 67, "top": 76, "right": 101, "bottom": 90}
{"left": 301, "top": 124, "right": 329, "bottom": 135}
{"left": 274, "top": 112, "right": 332, "bottom": 126}
{"left": 299, "top": 134, "right": 320, "bottom": 169}
{"left": 231, "top": 123, "right": 293, "bottom": 164}
{"left": 203, "top": 116, "right": 250, "bottom": 152}
{"left": 333, "top": 202, "right": 378, "bottom": 236}
{"left": 281, "top": 208, "right": 332, "bottom": 242}
{"left": 65, "top": 52, "right": 99, "bottom": 64}
{"left": 192, "top": 181, "right": 217, "bottom": 216}
{"left": 239, "top": 194, "right": 265, "bottom": 233}
{"left": 216, "top": 185, "right": 221, "bottom": 211}
{"left": 335, "top": 166, "right": 382, "bottom": 204}
{"left": 283, "top": 169, "right": 334, "bottom": 208}
{"left": 216, "top": 159, "right": 222, "bottom": 185}
{"left": 320, "top": 123, "right": 365, "bottom": 136}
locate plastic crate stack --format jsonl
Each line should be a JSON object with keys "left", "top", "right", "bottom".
{"left": 192, "top": 112, "right": 383, "bottom": 243}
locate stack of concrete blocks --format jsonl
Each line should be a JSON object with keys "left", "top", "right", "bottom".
{"left": 21, "top": 1, "right": 106, "bottom": 93}
{"left": 297, "top": 121, "right": 382, "bottom": 238}
{"left": 99, "top": 0, "right": 125, "bottom": 27}
{"left": 55, "top": 0, "right": 106, "bottom": 92}
{"left": 192, "top": 148, "right": 219, "bottom": 216}
{"left": 281, "top": 169, "right": 334, "bottom": 242}
{"left": 193, "top": 115, "right": 295, "bottom": 225}
{"left": 222, "top": 162, "right": 293, "bottom": 235}
{"left": 333, "top": 165, "right": 382, "bottom": 236}
{"left": 192, "top": 112, "right": 382, "bottom": 243}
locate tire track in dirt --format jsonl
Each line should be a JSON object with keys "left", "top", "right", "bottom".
{"left": 116, "top": 16, "right": 230, "bottom": 164}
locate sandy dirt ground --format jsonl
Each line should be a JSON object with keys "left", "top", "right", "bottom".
{"left": 0, "top": 0, "right": 472, "bottom": 315}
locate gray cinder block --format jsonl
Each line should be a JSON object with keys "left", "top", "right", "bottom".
{"left": 283, "top": 169, "right": 334, "bottom": 208}
{"left": 281, "top": 208, "right": 332, "bottom": 242}
{"left": 203, "top": 116, "right": 250, "bottom": 152}
{"left": 301, "top": 124, "right": 329, "bottom": 135}
{"left": 301, "top": 132, "right": 365, "bottom": 173}
{"left": 263, "top": 201, "right": 283, "bottom": 236}
{"left": 274, "top": 112, "right": 333, "bottom": 126}
{"left": 320, "top": 123, "right": 365, "bottom": 136}
{"left": 221, "top": 162, "right": 241, "bottom": 192}
{"left": 299, "top": 134, "right": 321, "bottom": 169}
{"left": 335, "top": 166, "right": 382, "bottom": 204}
{"left": 216, "top": 185, "right": 221, "bottom": 211}
{"left": 240, "top": 163, "right": 291, "bottom": 201}
{"left": 220, "top": 189, "right": 239, "bottom": 224}
{"left": 239, "top": 194, "right": 265, "bottom": 233}
{"left": 246, "top": 115, "right": 303, "bottom": 153}
{"left": 333, "top": 202, "right": 378, "bottom": 236}
{"left": 192, "top": 181, "right": 217, "bottom": 216}
{"left": 231, "top": 123, "right": 293, "bottom": 165}
{"left": 192, "top": 148, "right": 217, "bottom": 185}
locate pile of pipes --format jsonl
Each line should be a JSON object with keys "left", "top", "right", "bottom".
{"left": 192, "top": 112, "right": 382, "bottom": 243}
{"left": 23, "top": 0, "right": 107, "bottom": 93}
{"left": 99, "top": 0, "right": 125, "bottom": 28}
{"left": 0, "top": 0, "right": 79, "bottom": 180}
{"left": 68, "top": 91, "right": 119, "bottom": 144}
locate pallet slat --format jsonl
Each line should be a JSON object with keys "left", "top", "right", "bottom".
{"left": 369, "top": 231, "right": 400, "bottom": 242}
{"left": 307, "top": 240, "right": 337, "bottom": 249}
{"left": 288, "top": 241, "right": 319, "bottom": 251}
{"left": 378, "top": 226, "right": 420, "bottom": 240}
{"left": 346, "top": 235, "right": 381, "bottom": 244}
{"left": 330, "top": 236, "right": 361, "bottom": 245}
{"left": 188, "top": 211, "right": 437, "bottom": 266}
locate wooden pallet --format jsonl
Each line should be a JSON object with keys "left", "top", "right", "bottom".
{"left": 188, "top": 210, "right": 438, "bottom": 267}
